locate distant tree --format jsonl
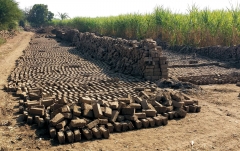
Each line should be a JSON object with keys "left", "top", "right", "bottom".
{"left": 0, "top": 0, "right": 22, "bottom": 30}
{"left": 57, "top": 12, "right": 70, "bottom": 20}
{"left": 27, "top": 4, "right": 54, "bottom": 26}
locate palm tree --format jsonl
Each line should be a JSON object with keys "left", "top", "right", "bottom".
{"left": 57, "top": 12, "right": 70, "bottom": 20}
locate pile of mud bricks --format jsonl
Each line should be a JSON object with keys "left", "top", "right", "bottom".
{"left": 54, "top": 29, "right": 168, "bottom": 80}
{"left": 13, "top": 86, "right": 201, "bottom": 144}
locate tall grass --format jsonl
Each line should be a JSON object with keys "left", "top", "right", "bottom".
{"left": 50, "top": 4, "right": 240, "bottom": 47}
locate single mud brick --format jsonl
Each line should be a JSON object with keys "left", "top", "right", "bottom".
{"left": 184, "top": 100, "right": 194, "bottom": 106}
{"left": 140, "top": 99, "right": 149, "bottom": 110}
{"left": 189, "top": 105, "right": 197, "bottom": 113}
{"left": 121, "top": 122, "right": 128, "bottom": 131}
{"left": 99, "top": 119, "right": 108, "bottom": 125}
{"left": 134, "top": 112, "right": 146, "bottom": 119}
{"left": 99, "top": 127, "right": 109, "bottom": 139}
{"left": 87, "top": 119, "right": 99, "bottom": 129}
{"left": 146, "top": 118, "right": 155, "bottom": 127}
{"left": 141, "top": 119, "right": 149, "bottom": 128}
{"left": 143, "top": 109, "right": 156, "bottom": 117}
{"left": 155, "top": 106, "right": 167, "bottom": 114}
{"left": 81, "top": 103, "right": 93, "bottom": 110}
{"left": 176, "top": 108, "right": 187, "bottom": 118}
{"left": 74, "top": 129, "right": 81, "bottom": 142}
{"left": 166, "top": 106, "right": 173, "bottom": 112}
{"left": 82, "top": 128, "right": 93, "bottom": 140}
{"left": 56, "top": 120, "right": 68, "bottom": 129}
{"left": 50, "top": 113, "right": 65, "bottom": 126}
{"left": 122, "top": 107, "right": 135, "bottom": 115}
{"left": 126, "top": 121, "right": 134, "bottom": 130}
{"left": 73, "top": 105, "right": 81, "bottom": 117}
{"left": 168, "top": 112, "right": 174, "bottom": 119}
{"left": 60, "top": 105, "right": 71, "bottom": 113}
{"left": 27, "top": 116, "right": 33, "bottom": 125}
{"left": 153, "top": 117, "right": 162, "bottom": 126}
{"left": 38, "top": 118, "right": 45, "bottom": 128}
{"left": 172, "top": 100, "right": 184, "bottom": 108}
{"left": 170, "top": 92, "right": 184, "bottom": 102}
{"left": 159, "top": 116, "right": 168, "bottom": 126}
{"left": 59, "top": 97, "right": 68, "bottom": 105}
{"left": 174, "top": 111, "right": 179, "bottom": 118}
{"left": 49, "top": 127, "right": 56, "bottom": 138}
{"left": 23, "top": 111, "right": 28, "bottom": 121}
{"left": 41, "top": 99, "right": 55, "bottom": 107}
{"left": 62, "top": 113, "right": 72, "bottom": 119}
{"left": 50, "top": 103, "right": 64, "bottom": 111}
{"left": 134, "top": 120, "right": 142, "bottom": 129}
{"left": 19, "top": 100, "right": 24, "bottom": 106}
{"left": 35, "top": 116, "right": 40, "bottom": 124}
{"left": 26, "top": 101, "right": 40, "bottom": 109}
{"left": 118, "top": 102, "right": 127, "bottom": 111}
{"left": 83, "top": 109, "right": 94, "bottom": 118}
{"left": 106, "top": 123, "right": 114, "bottom": 133}
{"left": 66, "top": 130, "right": 74, "bottom": 143}
{"left": 124, "top": 115, "right": 138, "bottom": 121}
{"left": 104, "top": 107, "right": 112, "bottom": 118}
{"left": 196, "top": 106, "right": 201, "bottom": 112}
{"left": 193, "top": 100, "right": 199, "bottom": 105}
{"left": 93, "top": 103, "right": 103, "bottom": 118}
{"left": 92, "top": 127, "right": 102, "bottom": 139}
{"left": 79, "top": 96, "right": 92, "bottom": 104}
{"left": 114, "top": 122, "right": 122, "bottom": 132}
{"left": 70, "top": 119, "right": 86, "bottom": 128}
{"left": 117, "top": 115, "right": 125, "bottom": 122}
{"left": 57, "top": 131, "right": 65, "bottom": 144}
{"left": 19, "top": 106, "right": 24, "bottom": 114}
{"left": 109, "top": 101, "right": 119, "bottom": 109}
{"left": 129, "top": 103, "right": 142, "bottom": 109}
{"left": 118, "top": 97, "right": 131, "bottom": 104}
{"left": 184, "top": 106, "right": 189, "bottom": 112}
{"left": 110, "top": 110, "right": 119, "bottom": 122}
{"left": 163, "top": 113, "right": 168, "bottom": 118}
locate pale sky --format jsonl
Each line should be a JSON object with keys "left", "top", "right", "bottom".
{"left": 16, "top": 0, "right": 240, "bottom": 18}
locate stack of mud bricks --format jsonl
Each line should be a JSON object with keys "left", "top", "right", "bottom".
{"left": 54, "top": 29, "right": 168, "bottom": 81}
{"left": 9, "top": 85, "right": 201, "bottom": 144}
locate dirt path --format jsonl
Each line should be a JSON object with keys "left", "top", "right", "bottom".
{"left": 0, "top": 31, "right": 240, "bottom": 151}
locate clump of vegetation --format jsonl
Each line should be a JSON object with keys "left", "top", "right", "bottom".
{"left": 0, "top": 37, "right": 6, "bottom": 46}
{"left": 51, "top": 4, "right": 240, "bottom": 47}
{"left": 0, "top": 0, "right": 22, "bottom": 30}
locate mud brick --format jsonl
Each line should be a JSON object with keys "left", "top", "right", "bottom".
{"left": 71, "top": 105, "right": 81, "bottom": 117}
{"left": 193, "top": 100, "right": 199, "bottom": 105}
{"left": 87, "top": 119, "right": 99, "bottom": 129}
{"left": 37, "top": 118, "right": 45, "bottom": 128}
{"left": 140, "top": 99, "right": 149, "bottom": 109}
{"left": 134, "top": 120, "right": 142, "bottom": 129}
{"left": 82, "top": 128, "right": 92, "bottom": 140}
{"left": 141, "top": 119, "right": 149, "bottom": 128}
{"left": 118, "top": 97, "right": 131, "bottom": 104}
{"left": 104, "top": 107, "right": 112, "bottom": 118}
{"left": 83, "top": 118, "right": 92, "bottom": 124}
{"left": 93, "top": 103, "right": 103, "bottom": 118}
{"left": 99, "top": 119, "right": 108, "bottom": 125}
{"left": 129, "top": 103, "right": 142, "bottom": 109}
{"left": 66, "top": 130, "right": 74, "bottom": 143}
{"left": 117, "top": 115, "right": 124, "bottom": 122}
{"left": 99, "top": 127, "right": 109, "bottom": 139}
{"left": 50, "top": 103, "right": 64, "bottom": 111}
{"left": 184, "top": 106, "right": 189, "bottom": 112}
{"left": 57, "top": 131, "right": 65, "bottom": 144}
{"left": 196, "top": 106, "right": 201, "bottom": 112}
{"left": 122, "top": 107, "right": 135, "bottom": 115}
{"left": 49, "top": 127, "right": 56, "bottom": 138}
{"left": 124, "top": 115, "right": 138, "bottom": 121}
{"left": 143, "top": 109, "right": 156, "bottom": 117}
{"left": 159, "top": 116, "right": 168, "bottom": 125}
{"left": 153, "top": 117, "right": 162, "bottom": 126}
{"left": 60, "top": 105, "right": 71, "bottom": 113}
{"left": 172, "top": 100, "right": 184, "bottom": 108}
{"left": 139, "top": 91, "right": 150, "bottom": 99}
{"left": 56, "top": 120, "right": 68, "bottom": 129}
{"left": 27, "top": 116, "right": 33, "bottom": 125}
{"left": 110, "top": 110, "right": 119, "bottom": 122}
{"left": 101, "top": 107, "right": 105, "bottom": 113}
{"left": 114, "top": 122, "right": 122, "bottom": 132}
{"left": 91, "top": 127, "right": 101, "bottom": 139}
{"left": 70, "top": 119, "right": 86, "bottom": 128}
{"left": 81, "top": 103, "right": 93, "bottom": 110}
{"left": 34, "top": 116, "right": 40, "bottom": 124}
{"left": 152, "top": 101, "right": 162, "bottom": 107}
{"left": 23, "top": 111, "right": 28, "bottom": 121}
{"left": 83, "top": 109, "right": 94, "bottom": 118}
{"left": 26, "top": 101, "right": 40, "bottom": 108}
{"left": 59, "top": 97, "right": 68, "bottom": 105}
{"left": 168, "top": 112, "right": 174, "bottom": 119}
{"left": 121, "top": 122, "right": 128, "bottom": 131}
{"left": 126, "top": 121, "right": 134, "bottom": 130}
{"left": 134, "top": 97, "right": 142, "bottom": 104}
{"left": 176, "top": 108, "right": 187, "bottom": 118}
{"left": 166, "top": 106, "right": 173, "bottom": 112}
{"left": 189, "top": 105, "right": 197, "bottom": 113}
{"left": 74, "top": 129, "right": 81, "bottom": 142}
{"left": 41, "top": 99, "right": 55, "bottom": 107}
{"left": 19, "top": 106, "right": 24, "bottom": 114}
{"left": 134, "top": 87, "right": 145, "bottom": 91}
{"left": 109, "top": 101, "right": 119, "bottom": 109}
{"left": 106, "top": 123, "right": 114, "bottom": 133}
{"left": 62, "top": 113, "right": 72, "bottom": 119}
{"left": 79, "top": 96, "right": 92, "bottom": 104}
{"left": 147, "top": 118, "right": 155, "bottom": 127}
{"left": 183, "top": 100, "right": 194, "bottom": 106}
{"left": 134, "top": 112, "right": 146, "bottom": 119}
{"left": 50, "top": 113, "right": 64, "bottom": 126}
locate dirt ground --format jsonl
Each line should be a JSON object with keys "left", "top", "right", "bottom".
{"left": 0, "top": 31, "right": 240, "bottom": 151}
